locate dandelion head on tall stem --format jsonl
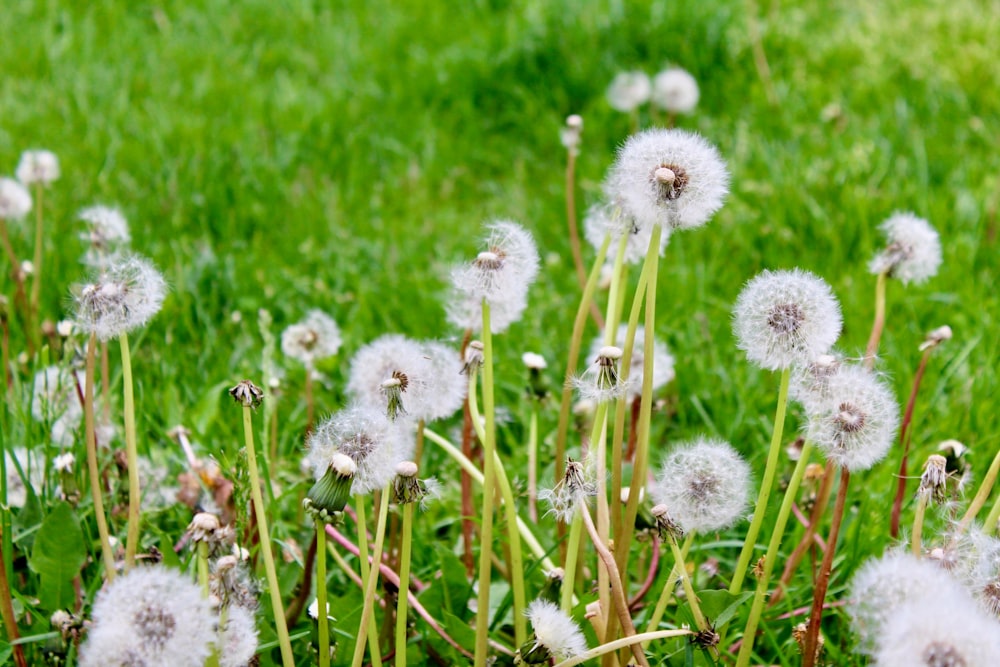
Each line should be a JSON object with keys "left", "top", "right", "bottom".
{"left": 73, "top": 254, "right": 167, "bottom": 342}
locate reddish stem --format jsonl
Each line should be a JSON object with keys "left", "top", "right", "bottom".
{"left": 890, "top": 349, "right": 932, "bottom": 538}
{"left": 458, "top": 330, "right": 475, "bottom": 577}
{"left": 628, "top": 536, "right": 660, "bottom": 610}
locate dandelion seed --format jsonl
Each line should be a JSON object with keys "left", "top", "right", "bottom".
{"left": 280, "top": 310, "right": 341, "bottom": 367}
{"left": 539, "top": 459, "right": 596, "bottom": 523}
{"left": 572, "top": 345, "right": 631, "bottom": 403}
{"left": 0, "top": 177, "right": 32, "bottom": 219}
{"left": 217, "top": 604, "right": 259, "bottom": 667}
{"left": 16, "top": 149, "right": 60, "bottom": 185}
{"left": 73, "top": 255, "right": 166, "bottom": 342}
{"left": 520, "top": 599, "right": 588, "bottom": 663}
{"left": 606, "top": 128, "right": 729, "bottom": 231}
{"left": 306, "top": 404, "right": 405, "bottom": 497}
{"left": 651, "top": 67, "right": 700, "bottom": 114}
{"left": 733, "top": 269, "right": 843, "bottom": 371}
{"left": 606, "top": 71, "right": 652, "bottom": 112}
{"left": 869, "top": 212, "right": 942, "bottom": 285}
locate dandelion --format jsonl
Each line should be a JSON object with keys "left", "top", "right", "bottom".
{"left": 217, "top": 604, "right": 259, "bottom": 667}
{"left": 606, "top": 71, "right": 651, "bottom": 112}
{"left": 73, "top": 255, "right": 166, "bottom": 342}
{"left": 572, "top": 345, "right": 632, "bottom": 403}
{"left": 589, "top": 324, "right": 675, "bottom": 400}
{"left": 16, "top": 149, "right": 60, "bottom": 185}
{"left": 79, "top": 565, "right": 216, "bottom": 667}
{"left": 650, "top": 437, "right": 752, "bottom": 534}
{"left": 0, "top": 177, "right": 32, "bottom": 219}
{"left": 211, "top": 555, "right": 259, "bottom": 612}
{"left": 955, "top": 530, "right": 1000, "bottom": 617}
{"left": 306, "top": 404, "right": 404, "bottom": 498}
{"left": 789, "top": 352, "right": 843, "bottom": 412}
{"left": 539, "top": 459, "right": 596, "bottom": 524}
{"left": 606, "top": 128, "right": 729, "bottom": 231}
{"left": 560, "top": 114, "right": 583, "bottom": 156}
{"left": 869, "top": 212, "right": 942, "bottom": 285}
{"left": 280, "top": 309, "right": 342, "bottom": 366}
{"left": 807, "top": 364, "right": 899, "bottom": 472}
{"left": 520, "top": 599, "right": 588, "bottom": 663}
{"left": 79, "top": 205, "right": 131, "bottom": 267}
{"left": 651, "top": 67, "right": 700, "bottom": 114}
{"left": 733, "top": 269, "right": 843, "bottom": 371}
{"left": 583, "top": 199, "right": 669, "bottom": 265}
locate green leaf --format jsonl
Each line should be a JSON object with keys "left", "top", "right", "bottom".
{"left": 417, "top": 546, "right": 473, "bottom": 619}
{"left": 29, "top": 503, "right": 86, "bottom": 610}
{"left": 695, "top": 589, "right": 753, "bottom": 628}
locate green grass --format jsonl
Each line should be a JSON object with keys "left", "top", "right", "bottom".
{"left": 2, "top": 0, "right": 999, "bottom": 664}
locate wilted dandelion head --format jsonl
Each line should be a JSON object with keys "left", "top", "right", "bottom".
{"left": 651, "top": 67, "right": 700, "bottom": 114}
{"left": 806, "top": 364, "right": 899, "bottom": 472}
{"left": 869, "top": 212, "right": 942, "bottom": 285}
{"left": 572, "top": 345, "right": 631, "bottom": 403}
{"left": 79, "top": 565, "right": 216, "bottom": 667}
{"left": 848, "top": 551, "right": 964, "bottom": 656}
{"left": 217, "top": 604, "right": 258, "bottom": 667}
{"left": 650, "top": 437, "right": 752, "bottom": 534}
{"left": 447, "top": 220, "right": 539, "bottom": 334}
{"left": 583, "top": 198, "right": 671, "bottom": 265}
{"left": 520, "top": 599, "right": 588, "bottom": 663}
{"left": 306, "top": 404, "right": 404, "bottom": 495}
{"left": 733, "top": 269, "right": 843, "bottom": 371}
{"left": 16, "top": 149, "right": 60, "bottom": 185}
{"left": 589, "top": 324, "right": 675, "bottom": 400}
{"left": 874, "top": 588, "right": 1000, "bottom": 667}
{"left": 539, "top": 459, "right": 596, "bottom": 523}
{"left": 606, "top": 70, "right": 651, "bottom": 112}
{"left": 280, "top": 310, "right": 342, "bottom": 367}
{"left": 606, "top": 128, "right": 729, "bottom": 231}
{"left": 73, "top": 255, "right": 166, "bottom": 341}
{"left": 0, "top": 177, "right": 32, "bottom": 219}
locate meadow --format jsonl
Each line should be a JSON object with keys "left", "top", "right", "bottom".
{"left": 2, "top": 0, "right": 999, "bottom": 665}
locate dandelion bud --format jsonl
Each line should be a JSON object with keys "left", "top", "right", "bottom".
{"left": 462, "top": 340, "right": 485, "bottom": 375}
{"left": 918, "top": 455, "right": 949, "bottom": 504}
{"left": 560, "top": 114, "right": 583, "bottom": 156}
{"left": 0, "top": 177, "right": 32, "bottom": 219}
{"left": 187, "top": 512, "right": 221, "bottom": 543}
{"left": 74, "top": 255, "right": 166, "bottom": 341}
{"left": 919, "top": 325, "right": 953, "bottom": 351}
{"left": 652, "top": 67, "right": 700, "bottom": 114}
{"left": 392, "top": 461, "right": 430, "bottom": 505}
{"left": 16, "top": 149, "right": 60, "bottom": 185}
{"left": 869, "top": 212, "right": 942, "bottom": 285}
{"left": 228, "top": 380, "right": 264, "bottom": 409}
{"left": 650, "top": 503, "right": 684, "bottom": 541}
{"left": 520, "top": 599, "right": 588, "bottom": 664}
{"left": 606, "top": 71, "right": 651, "bottom": 112}
{"left": 305, "top": 453, "right": 357, "bottom": 521}
{"left": 589, "top": 325, "right": 675, "bottom": 401}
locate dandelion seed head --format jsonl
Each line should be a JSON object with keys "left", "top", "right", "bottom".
{"left": 217, "top": 605, "right": 258, "bottom": 667}
{"left": 31, "top": 365, "right": 82, "bottom": 425}
{"left": 572, "top": 346, "right": 631, "bottom": 403}
{"left": 521, "top": 599, "right": 588, "bottom": 663}
{"left": 16, "top": 149, "right": 60, "bottom": 185}
{"left": 582, "top": 199, "right": 670, "bottom": 265}
{"left": 789, "top": 353, "right": 843, "bottom": 412}
{"left": 281, "top": 310, "right": 341, "bottom": 366}
{"left": 606, "top": 71, "right": 651, "bottom": 112}
{"left": 733, "top": 269, "right": 842, "bottom": 371}
{"left": 869, "top": 212, "right": 942, "bottom": 285}
{"left": 652, "top": 67, "right": 700, "bottom": 114}
{"left": 589, "top": 325, "right": 675, "bottom": 400}
{"left": 74, "top": 255, "right": 166, "bottom": 341}
{"left": 0, "top": 177, "right": 32, "bottom": 219}
{"left": 79, "top": 206, "right": 131, "bottom": 268}
{"left": 307, "top": 404, "right": 404, "bottom": 495}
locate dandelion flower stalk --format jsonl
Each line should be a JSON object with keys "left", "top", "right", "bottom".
{"left": 552, "top": 629, "right": 693, "bottom": 667}
{"left": 29, "top": 182, "right": 44, "bottom": 314}
{"left": 666, "top": 534, "right": 707, "bottom": 632}
{"left": 231, "top": 382, "right": 295, "bottom": 667}
{"left": 864, "top": 270, "right": 888, "bottom": 367}
{"left": 353, "top": 495, "right": 384, "bottom": 667}
{"left": 84, "top": 333, "right": 116, "bottom": 579}
{"left": 527, "top": 406, "right": 539, "bottom": 522}
{"left": 560, "top": 513, "right": 584, "bottom": 613}
{"left": 352, "top": 485, "right": 391, "bottom": 667}
{"left": 316, "top": 518, "right": 330, "bottom": 667}
{"left": 395, "top": 502, "right": 415, "bottom": 667}
{"left": 956, "top": 445, "right": 1000, "bottom": 537}
{"left": 119, "top": 332, "right": 142, "bottom": 570}
{"left": 984, "top": 483, "right": 1000, "bottom": 534}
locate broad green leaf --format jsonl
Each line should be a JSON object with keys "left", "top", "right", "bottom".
{"left": 29, "top": 503, "right": 86, "bottom": 610}
{"left": 696, "top": 589, "right": 753, "bottom": 628}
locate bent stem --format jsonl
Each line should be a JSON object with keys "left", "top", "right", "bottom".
{"left": 395, "top": 502, "right": 414, "bottom": 667}
{"left": 736, "top": 440, "right": 815, "bottom": 667}
{"left": 955, "top": 445, "right": 1000, "bottom": 539}
{"left": 85, "top": 334, "right": 116, "bottom": 579}
{"left": 890, "top": 346, "right": 933, "bottom": 538}
{"left": 119, "top": 332, "right": 142, "bottom": 571}
{"left": 241, "top": 403, "right": 295, "bottom": 667}
{"left": 802, "top": 467, "right": 851, "bottom": 667}
{"left": 553, "top": 630, "right": 693, "bottom": 667}
{"left": 352, "top": 486, "right": 391, "bottom": 667}
{"left": 317, "top": 521, "right": 330, "bottom": 667}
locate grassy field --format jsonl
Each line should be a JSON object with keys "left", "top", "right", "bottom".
{"left": 2, "top": 0, "right": 999, "bottom": 664}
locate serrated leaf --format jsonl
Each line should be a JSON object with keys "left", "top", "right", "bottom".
{"left": 29, "top": 503, "right": 86, "bottom": 610}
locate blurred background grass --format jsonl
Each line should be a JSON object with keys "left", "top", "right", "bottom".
{"left": 2, "top": 0, "right": 999, "bottom": 662}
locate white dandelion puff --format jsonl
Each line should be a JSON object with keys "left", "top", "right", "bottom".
{"left": 538, "top": 459, "right": 596, "bottom": 524}
{"left": 0, "top": 177, "right": 32, "bottom": 220}
{"left": 789, "top": 352, "right": 844, "bottom": 412}
{"left": 16, "top": 149, "right": 60, "bottom": 185}
{"left": 733, "top": 269, "right": 843, "bottom": 371}
{"left": 280, "top": 310, "right": 342, "bottom": 367}
{"left": 306, "top": 404, "right": 406, "bottom": 495}
{"left": 73, "top": 255, "right": 167, "bottom": 341}
{"left": 521, "top": 599, "right": 588, "bottom": 663}
{"left": 79, "top": 205, "right": 131, "bottom": 267}
{"left": 868, "top": 212, "right": 942, "bottom": 285}
{"left": 606, "top": 71, "right": 651, "bottom": 112}
{"left": 217, "top": 605, "right": 259, "bottom": 667}
{"left": 572, "top": 345, "right": 631, "bottom": 403}
{"left": 651, "top": 67, "right": 700, "bottom": 114}
{"left": 589, "top": 324, "right": 675, "bottom": 400}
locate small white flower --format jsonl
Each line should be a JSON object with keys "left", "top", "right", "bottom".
{"left": 651, "top": 67, "right": 700, "bottom": 114}
{"left": 280, "top": 310, "right": 342, "bottom": 367}
{"left": 74, "top": 255, "right": 167, "bottom": 341}
{"left": 522, "top": 599, "right": 588, "bottom": 662}
{"left": 869, "top": 212, "right": 942, "bottom": 285}
{"left": 733, "top": 269, "right": 843, "bottom": 371}
{"left": 522, "top": 352, "right": 547, "bottom": 370}
{"left": 16, "top": 149, "right": 60, "bottom": 185}
{"left": 0, "top": 177, "right": 32, "bottom": 219}
{"left": 606, "top": 129, "right": 729, "bottom": 231}
{"left": 606, "top": 71, "right": 651, "bottom": 112}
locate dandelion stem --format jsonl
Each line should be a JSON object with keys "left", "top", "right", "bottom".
{"left": 1, "top": 219, "right": 34, "bottom": 356}
{"left": 551, "top": 629, "right": 693, "bottom": 667}
{"left": 240, "top": 402, "right": 295, "bottom": 667}
{"left": 890, "top": 347, "right": 933, "bottom": 538}
{"left": 304, "top": 366, "right": 315, "bottom": 435}
{"left": 198, "top": 541, "right": 210, "bottom": 597}
{"left": 317, "top": 520, "right": 330, "bottom": 667}
{"left": 29, "top": 183, "right": 43, "bottom": 315}
{"left": 395, "top": 501, "right": 414, "bottom": 667}
{"left": 353, "top": 486, "right": 391, "bottom": 667}
{"left": 85, "top": 333, "right": 116, "bottom": 579}
{"left": 956, "top": 445, "right": 1000, "bottom": 537}
{"left": 911, "top": 494, "right": 928, "bottom": 557}
{"left": 864, "top": 271, "right": 888, "bottom": 369}
{"left": 802, "top": 467, "right": 851, "bottom": 667}
{"left": 560, "top": 512, "right": 584, "bottom": 613}
{"left": 119, "top": 332, "right": 142, "bottom": 571}
{"left": 984, "top": 490, "right": 1000, "bottom": 535}
{"left": 474, "top": 298, "right": 498, "bottom": 667}
{"left": 528, "top": 407, "right": 539, "bottom": 523}
{"left": 642, "top": 534, "right": 692, "bottom": 642}
{"left": 354, "top": 496, "right": 383, "bottom": 667}
{"left": 667, "top": 534, "right": 707, "bottom": 631}
{"left": 0, "top": 536, "right": 27, "bottom": 667}
{"left": 591, "top": 401, "right": 611, "bottom": 640}
{"left": 565, "top": 138, "right": 602, "bottom": 328}
{"left": 736, "top": 440, "right": 815, "bottom": 667}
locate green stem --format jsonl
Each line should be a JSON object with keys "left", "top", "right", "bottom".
{"left": 667, "top": 535, "right": 706, "bottom": 631}
{"left": 560, "top": 513, "right": 584, "bottom": 613}
{"left": 395, "top": 502, "right": 414, "bottom": 667}
{"left": 735, "top": 440, "right": 815, "bottom": 667}
{"left": 911, "top": 494, "right": 928, "bottom": 557}
{"left": 354, "top": 496, "right": 383, "bottom": 667}
{"left": 198, "top": 541, "right": 210, "bottom": 597}
{"left": 119, "top": 333, "right": 141, "bottom": 571}
{"left": 591, "top": 401, "right": 611, "bottom": 639}
{"left": 552, "top": 630, "right": 693, "bottom": 667}
{"left": 864, "top": 271, "right": 888, "bottom": 369}
{"left": 985, "top": 491, "right": 1000, "bottom": 535}
{"left": 956, "top": 445, "right": 1000, "bottom": 537}
{"left": 729, "top": 367, "right": 791, "bottom": 595}
{"left": 317, "top": 521, "right": 330, "bottom": 667}
{"left": 528, "top": 407, "right": 539, "bottom": 522}
{"left": 642, "top": 534, "right": 693, "bottom": 639}
{"left": 474, "top": 298, "right": 498, "bottom": 667}
{"left": 352, "top": 487, "right": 391, "bottom": 667}
{"left": 242, "top": 404, "right": 295, "bottom": 667}
{"left": 85, "top": 334, "right": 116, "bottom": 579}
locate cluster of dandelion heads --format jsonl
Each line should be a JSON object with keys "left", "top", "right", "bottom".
{"left": 16, "top": 149, "right": 60, "bottom": 186}
{"left": 869, "top": 212, "right": 942, "bottom": 285}
{"left": 31, "top": 365, "right": 83, "bottom": 447}
{"left": 806, "top": 364, "right": 899, "bottom": 472}
{"left": 79, "top": 205, "right": 131, "bottom": 267}
{"left": 606, "top": 128, "right": 729, "bottom": 231}
{"left": 73, "top": 254, "right": 166, "bottom": 341}
{"left": 651, "top": 67, "right": 700, "bottom": 114}
{"left": 650, "top": 437, "right": 751, "bottom": 534}
{"left": 539, "top": 459, "right": 596, "bottom": 523}
{"left": 280, "top": 309, "right": 342, "bottom": 367}
{"left": 306, "top": 404, "right": 405, "bottom": 496}
{"left": 583, "top": 198, "right": 669, "bottom": 265}
{"left": 733, "top": 269, "right": 843, "bottom": 371}
{"left": 606, "top": 70, "right": 651, "bottom": 112}
{"left": 875, "top": 588, "right": 1000, "bottom": 666}
{"left": 847, "top": 551, "right": 964, "bottom": 656}
{"left": 572, "top": 345, "right": 632, "bottom": 403}
{"left": 0, "top": 177, "right": 32, "bottom": 219}
{"left": 521, "top": 599, "right": 588, "bottom": 663}
{"left": 589, "top": 324, "right": 675, "bottom": 400}
{"left": 447, "top": 220, "right": 540, "bottom": 333}
{"left": 79, "top": 565, "right": 216, "bottom": 667}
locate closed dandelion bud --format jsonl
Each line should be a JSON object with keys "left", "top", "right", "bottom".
{"left": 650, "top": 503, "right": 685, "bottom": 541}
{"left": 733, "top": 269, "right": 843, "bottom": 371}
{"left": 522, "top": 351, "right": 549, "bottom": 400}
{"left": 573, "top": 345, "right": 630, "bottom": 403}
{"left": 868, "top": 212, "right": 942, "bottom": 285}
{"left": 186, "top": 512, "right": 221, "bottom": 543}
{"left": 280, "top": 310, "right": 341, "bottom": 367}
{"left": 79, "top": 565, "right": 216, "bottom": 667}
{"left": 919, "top": 325, "right": 953, "bottom": 352}
{"left": 391, "top": 461, "right": 428, "bottom": 505}
{"left": 606, "top": 128, "right": 729, "bottom": 231}
{"left": 462, "top": 340, "right": 485, "bottom": 375}
{"left": 16, "top": 149, "right": 60, "bottom": 185}
{"left": 0, "top": 177, "right": 32, "bottom": 219}
{"left": 228, "top": 380, "right": 264, "bottom": 409}
{"left": 918, "top": 455, "right": 949, "bottom": 504}
{"left": 650, "top": 437, "right": 752, "bottom": 534}
{"left": 304, "top": 453, "right": 356, "bottom": 521}
{"left": 652, "top": 67, "right": 700, "bottom": 114}
{"left": 606, "top": 71, "right": 651, "bottom": 112}
{"left": 73, "top": 255, "right": 167, "bottom": 341}
{"left": 519, "top": 599, "right": 588, "bottom": 664}
{"left": 539, "top": 459, "right": 596, "bottom": 523}
{"left": 806, "top": 365, "right": 899, "bottom": 472}
{"left": 306, "top": 404, "right": 405, "bottom": 496}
